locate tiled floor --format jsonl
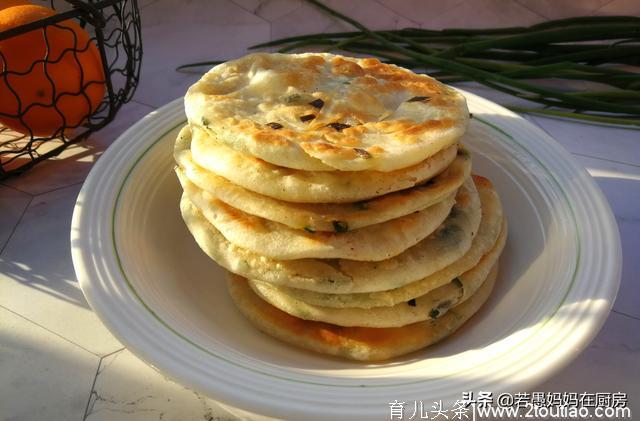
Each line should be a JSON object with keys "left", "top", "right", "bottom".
{"left": 84, "top": 350, "right": 239, "bottom": 421}
{"left": 0, "top": 307, "right": 97, "bottom": 421}
{"left": 1, "top": 0, "right": 638, "bottom": 420}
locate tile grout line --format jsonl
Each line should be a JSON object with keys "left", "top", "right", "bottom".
{"left": 524, "top": 115, "right": 640, "bottom": 169}
{"left": 570, "top": 151, "right": 640, "bottom": 170}
{"left": 273, "top": 1, "right": 307, "bottom": 28}
{"left": 0, "top": 304, "right": 107, "bottom": 358}
{"left": 370, "top": 0, "right": 422, "bottom": 27}
{"left": 3, "top": 179, "right": 86, "bottom": 201}
{"left": 130, "top": 98, "right": 160, "bottom": 110}
{"left": 33, "top": 179, "right": 86, "bottom": 198}
{"left": 227, "top": 0, "right": 270, "bottom": 25}
{"left": 590, "top": 0, "right": 618, "bottom": 15}
{"left": 512, "top": 0, "right": 553, "bottom": 20}
{"left": 529, "top": 112, "right": 640, "bottom": 140}
{"left": 228, "top": 0, "right": 254, "bottom": 15}
{"left": 0, "top": 196, "right": 33, "bottom": 256}
{"left": 373, "top": 0, "right": 462, "bottom": 28}
{"left": 82, "top": 347, "right": 126, "bottom": 421}
{"left": 102, "top": 346, "right": 127, "bottom": 359}
{"left": 528, "top": 113, "right": 640, "bottom": 135}
{"left": 612, "top": 309, "right": 640, "bottom": 322}
{"left": 0, "top": 182, "right": 34, "bottom": 196}
{"left": 82, "top": 358, "right": 102, "bottom": 421}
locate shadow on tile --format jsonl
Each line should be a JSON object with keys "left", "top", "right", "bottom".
{"left": 0, "top": 256, "right": 90, "bottom": 310}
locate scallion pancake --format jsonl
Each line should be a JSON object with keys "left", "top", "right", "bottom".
{"left": 226, "top": 264, "right": 498, "bottom": 361}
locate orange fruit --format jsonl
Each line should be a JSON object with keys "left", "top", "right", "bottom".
{"left": 0, "top": 1, "right": 31, "bottom": 12}
{"left": 0, "top": 4, "right": 105, "bottom": 136}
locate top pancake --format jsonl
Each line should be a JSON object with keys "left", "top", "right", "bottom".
{"left": 185, "top": 53, "right": 469, "bottom": 172}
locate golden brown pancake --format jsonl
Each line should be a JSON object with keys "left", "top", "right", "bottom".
{"left": 185, "top": 52, "right": 469, "bottom": 172}
{"left": 247, "top": 220, "right": 506, "bottom": 327}
{"left": 226, "top": 263, "right": 498, "bottom": 361}
{"left": 174, "top": 126, "right": 471, "bottom": 231}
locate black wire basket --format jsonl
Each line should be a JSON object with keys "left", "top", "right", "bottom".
{"left": 0, "top": 0, "right": 142, "bottom": 180}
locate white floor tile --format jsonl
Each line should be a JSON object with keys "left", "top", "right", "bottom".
{"left": 231, "top": 0, "right": 301, "bottom": 22}
{"left": 529, "top": 115, "right": 640, "bottom": 168}
{"left": 269, "top": 2, "right": 336, "bottom": 42}
{"left": 514, "top": 0, "right": 615, "bottom": 19}
{"left": 322, "top": 0, "right": 421, "bottom": 31}
{"left": 424, "top": 0, "right": 545, "bottom": 29}
{"left": 84, "top": 350, "right": 239, "bottom": 421}
{"left": 576, "top": 155, "right": 640, "bottom": 222}
{"left": 537, "top": 311, "right": 640, "bottom": 416}
{"left": 597, "top": 0, "right": 640, "bottom": 15}
{"left": 0, "top": 184, "right": 123, "bottom": 356}
{"left": 134, "top": 23, "right": 270, "bottom": 108}
{"left": 269, "top": 1, "right": 417, "bottom": 42}
{"left": 614, "top": 219, "right": 640, "bottom": 319}
{"left": 0, "top": 307, "right": 98, "bottom": 421}
{"left": 0, "top": 185, "right": 31, "bottom": 251}
{"left": 376, "top": 0, "right": 465, "bottom": 27}
{"left": 575, "top": 155, "right": 640, "bottom": 319}
{"left": 139, "top": 0, "right": 267, "bottom": 26}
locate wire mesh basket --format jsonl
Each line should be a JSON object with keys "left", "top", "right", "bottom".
{"left": 0, "top": 0, "right": 142, "bottom": 180}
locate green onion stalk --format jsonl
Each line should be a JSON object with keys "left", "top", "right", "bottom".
{"left": 178, "top": 0, "right": 640, "bottom": 128}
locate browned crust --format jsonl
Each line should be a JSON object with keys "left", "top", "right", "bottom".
{"left": 188, "top": 53, "right": 468, "bottom": 155}
{"left": 227, "top": 261, "right": 499, "bottom": 361}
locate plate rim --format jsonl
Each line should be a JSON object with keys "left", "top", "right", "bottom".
{"left": 71, "top": 93, "right": 622, "bottom": 418}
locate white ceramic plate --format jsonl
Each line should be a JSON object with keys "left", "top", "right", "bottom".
{"left": 72, "top": 93, "right": 621, "bottom": 420}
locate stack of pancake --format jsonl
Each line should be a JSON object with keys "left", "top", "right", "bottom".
{"left": 175, "top": 53, "right": 507, "bottom": 361}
